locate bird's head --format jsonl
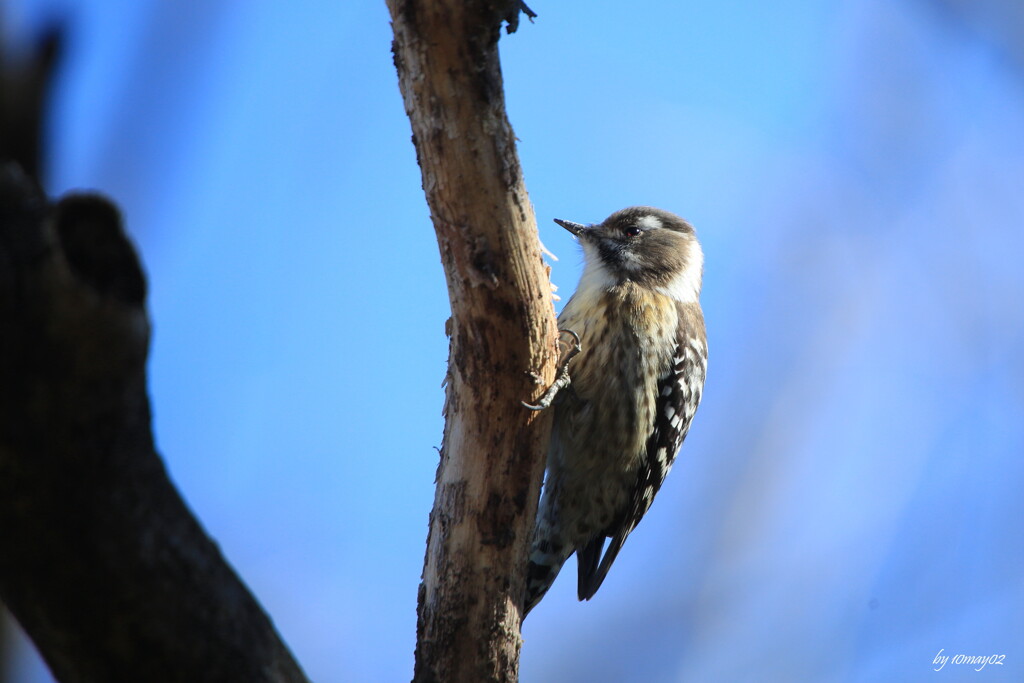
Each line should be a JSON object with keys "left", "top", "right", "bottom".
{"left": 555, "top": 206, "right": 703, "bottom": 303}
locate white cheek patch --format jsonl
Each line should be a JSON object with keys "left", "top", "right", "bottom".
{"left": 655, "top": 242, "right": 704, "bottom": 303}
{"left": 637, "top": 215, "right": 662, "bottom": 231}
{"left": 578, "top": 242, "right": 618, "bottom": 292}
{"left": 619, "top": 249, "right": 644, "bottom": 272}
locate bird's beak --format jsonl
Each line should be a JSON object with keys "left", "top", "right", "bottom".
{"left": 553, "top": 218, "right": 588, "bottom": 237}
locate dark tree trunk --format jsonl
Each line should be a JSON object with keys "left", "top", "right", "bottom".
{"left": 0, "top": 167, "right": 309, "bottom": 683}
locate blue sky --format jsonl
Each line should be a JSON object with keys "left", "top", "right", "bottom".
{"left": 3, "top": 1, "right": 1023, "bottom": 681}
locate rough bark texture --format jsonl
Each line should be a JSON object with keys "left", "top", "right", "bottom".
{"left": 0, "top": 165, "right": 309, "bottom": 683}
{"left": 386, "top": 1, "right": 558, "bottom": 681}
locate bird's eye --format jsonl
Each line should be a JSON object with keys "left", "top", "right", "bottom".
{"left": 623, "top": 226, "right": 641, "bottom": 237}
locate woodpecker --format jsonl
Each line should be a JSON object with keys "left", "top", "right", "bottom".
{"left": 524, "top": 206, "right": 707, "bottom": 615}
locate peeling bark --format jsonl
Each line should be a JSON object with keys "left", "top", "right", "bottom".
{"left": 386, "top": 1, "right": 558, "bottom": 681}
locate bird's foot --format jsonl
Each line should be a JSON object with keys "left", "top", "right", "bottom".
{"left": 523, "top": 329, "right": 581, "bottom": 411}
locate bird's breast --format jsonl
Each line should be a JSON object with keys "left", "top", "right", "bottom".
{"left": 552, "top": 282, "right": 678, "bottom": 479}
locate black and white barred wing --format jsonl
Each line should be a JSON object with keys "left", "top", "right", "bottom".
{"left": 637, "top": 332, "right": 707, "bottom": 518}
{"left": 577, "top": 329, "right": 707, "bottom": 601}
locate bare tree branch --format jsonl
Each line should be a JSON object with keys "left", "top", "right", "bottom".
{"left": 0, "top": 23, "right": 62, "bottom": 182}
{"left": 0, "top": 165, "right": 309, "bottom": 683}
{"left": 386, "top": 1, "right": 558, "bottom": 681}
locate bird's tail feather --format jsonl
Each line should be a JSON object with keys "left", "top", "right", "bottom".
{"left": 524, "top": 540, "right": 572, "bottom": 615}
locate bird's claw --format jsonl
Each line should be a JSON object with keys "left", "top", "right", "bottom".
{"left": 523, "top": 329, "right": 581, "bottom": 411}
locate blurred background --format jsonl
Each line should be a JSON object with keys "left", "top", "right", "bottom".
{"left": 1, "top": 1, "right": 1022, "bottom": 681}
